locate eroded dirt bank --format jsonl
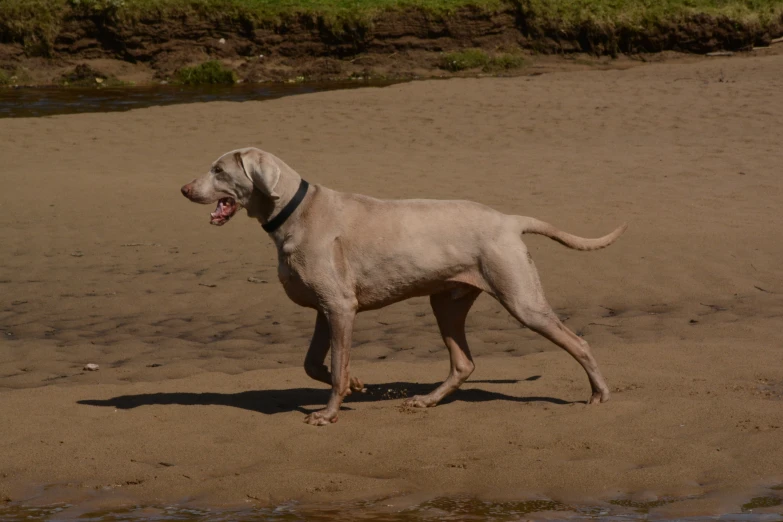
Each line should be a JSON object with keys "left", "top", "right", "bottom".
{"left": 1, "top": 5, "right": 782, "bottom": 86}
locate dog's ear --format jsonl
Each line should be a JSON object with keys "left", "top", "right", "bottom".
{"left": 235, "top": 148, "right": 281, "bottom": 200}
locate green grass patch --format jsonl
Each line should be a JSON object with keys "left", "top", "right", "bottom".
{"left": 176, "top": 60, "right": 238, "bottom": 85}
{"left": 439, "top": 48, "right": 490, "bottom": 71}
{"left": 65, "top": 0, "right": 505, "bottom": 21}
{"left": 517, "top": 0, "right": 783, "bottom": 39}
{"left": 439, "top": 48, "right": 525, "bottom": 72}
{"left": 59, "top": 0, "right": 507, "bottom": 34}
{"left": 484, "top": 51, "right": 525, "bottom": 71}
{"left": 59, "top": 63, "right": 128, "bottom": 87}
{"left": 36, "top": 0, "right": 783, "bottom": 29}
{"left": 0, "top": 67, "right": 33, "bottom": 86}
{"left": 0, "top": 0, "right": 67, "bottom": 56}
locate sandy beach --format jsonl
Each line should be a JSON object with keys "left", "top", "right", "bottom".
{"left": 1, "top": 51, "right": 782, "bottom": 518}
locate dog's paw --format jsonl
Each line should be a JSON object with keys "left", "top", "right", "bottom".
{"left": 304, "top": 410, "right": 338, "bottom": 426}
{"left": 402, "top": 395, "right": 435, "bottom": 408}
{"left": 588, "top": 389, "right": 611, "bottom": 404}
{"left": 349, "top": 376, "right": 367, "bottom": 394}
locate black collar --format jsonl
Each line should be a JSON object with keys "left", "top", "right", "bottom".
{"left": 262, "top": 179, "right": 309, "bottom": 233}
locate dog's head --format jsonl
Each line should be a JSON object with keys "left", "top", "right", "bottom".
{"left": 180, "top": 147, "right": 282, "bottom": 226}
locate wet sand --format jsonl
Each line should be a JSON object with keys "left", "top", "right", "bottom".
{"left": 1, "top": 52, "right": 782, "bottom": 517}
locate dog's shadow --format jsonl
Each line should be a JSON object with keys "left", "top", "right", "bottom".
{"left": 77, "top": 375, "right": 577, "bottom": 415}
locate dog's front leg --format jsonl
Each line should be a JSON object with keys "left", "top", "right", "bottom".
{"left": 304, "top": 306, "right": 356, "bottom": 426}
{"left": 304, "top": 311, "right": 366, "bottom": 393}
{"left": 303, "top": 311, "right": 332, "bottom": 385}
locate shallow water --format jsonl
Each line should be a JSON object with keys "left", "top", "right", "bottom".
{"left": 2, "top": 495, "right": 783, "bottom": 521}
{"left": 0, "top": 80, "right": 401, "bottom": 118}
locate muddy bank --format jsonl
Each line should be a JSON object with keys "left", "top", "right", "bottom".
{"left": 1, "top": 4, "right": 782, "bottom": 86}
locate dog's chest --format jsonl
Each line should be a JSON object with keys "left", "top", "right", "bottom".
{"left": 277, "top": 256, "right": 318, "bottom": 308}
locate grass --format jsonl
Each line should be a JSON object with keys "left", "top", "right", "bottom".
{"left": 44, "top": 0, "right": 507, "bottom": 31}
{"left": 524, "top": 0, "right": 783, "bottom": 30}
{"left": 439, "top": 48, "right": 490, "bottom": 71}
{"left": 0, "top": 0, "right": 67, "bottom": 56}
{"left": 439, "top": 48, "right": 525, "bottom": 72}
{"left": 176, "top": 60, "right": 238, "bottom": 85}
{"left": 59, "top": 63, "right": 128, "bottom": 86}
{"left": 0, "top": 67, "right": 33, "bottom": 86}
{"left": 484, "top": 51, "right": 526, "bottom": 71}
{"left": 1, "top": 0, "right": 782, "bottom": 56}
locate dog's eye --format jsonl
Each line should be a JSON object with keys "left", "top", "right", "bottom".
{"left": 213, "top": 166, "right": 223, "bottom": 174}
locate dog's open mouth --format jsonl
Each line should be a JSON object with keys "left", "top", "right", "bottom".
{"left": 210, "top": 197, "right": 238, "bottom": 226}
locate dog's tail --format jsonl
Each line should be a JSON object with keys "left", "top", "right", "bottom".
{"left": 518, "top": 217, "right": 627, "bottom": 251}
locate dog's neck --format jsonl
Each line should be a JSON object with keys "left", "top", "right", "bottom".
{"left": 255, "top": 171, "right": 307, "bottom": 232}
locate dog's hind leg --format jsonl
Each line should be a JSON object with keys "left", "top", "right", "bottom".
{"left": 483, "top": 238, "right": 611, "bottom": 404}
{"left": 403, "top": 286, "right": 482, "bottom": 408}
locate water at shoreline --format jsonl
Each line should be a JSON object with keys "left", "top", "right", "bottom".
{"left": 0, "top": 80, "right": 402, "bottom": 119}
{"left": 2, "top": 493, "right": 782, "bottom": 521}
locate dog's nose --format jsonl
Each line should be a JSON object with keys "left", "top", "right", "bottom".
{"left": 181, "top": 184, "right": 191, "bottom": 198}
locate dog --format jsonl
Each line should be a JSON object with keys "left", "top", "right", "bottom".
{"left": 181, "top": 147, "right": 627, "bottom": 425}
